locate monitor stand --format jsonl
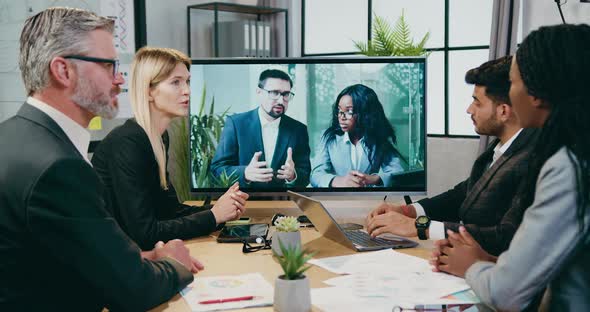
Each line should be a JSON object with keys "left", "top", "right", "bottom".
{"left": 202, "top": 195, "right": 212, "bottom": 208}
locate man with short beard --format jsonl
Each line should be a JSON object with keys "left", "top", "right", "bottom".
{"left": 0, "top": 7, "right": 202, "bottom": 311}
{"left": 211, "top": 69, "right": 311, "bottom": 187}
{"left": 366, "top": 56, "right": 539, "bottom": 256}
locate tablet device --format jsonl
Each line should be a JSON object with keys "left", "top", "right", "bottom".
{"left": 217, "top": 223, "right": 269, "bottom": 243}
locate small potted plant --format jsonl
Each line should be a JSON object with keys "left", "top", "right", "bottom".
{"left": 272, "top": 216, "right": 301, "bottom": 256}
{"left": 274, "top": 241, "right": 314, "bottom": 312}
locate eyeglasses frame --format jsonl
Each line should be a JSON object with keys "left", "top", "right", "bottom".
{"left": 63, "top": 55, "right": 120, "bottom": 78}
{"left": 336, "top": 109, "right": 355, "bottom": 120}
{"left": 242, "top": 237, "right": 272, "bottom": 253}
{"left": 259, "top": 87, "right": 295, "bottom": 102}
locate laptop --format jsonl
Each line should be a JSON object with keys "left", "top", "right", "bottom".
{"left": 288, "top": 191, "right": 418, "bottom": 251}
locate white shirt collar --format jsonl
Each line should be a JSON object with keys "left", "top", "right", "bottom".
{"left": 342, "top": 132, "right": 365, "bottom": 145}
{"left": 343, "top": 131, "right": 351, "bottom": 144}
{"left": 490, "top": 128, "right": 523, "bottom": 167}
{"left": 494, "top": 128, "right": 523, "bottom": 156}
{"left": 258, "top": 107, "right": 281, "bottom": 129}
{"left": 27, "top": 96, "right": 91, "bottom": 164}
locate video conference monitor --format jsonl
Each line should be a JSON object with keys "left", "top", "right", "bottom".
{"left": 189, "top": 57, "right": 426, "bottom": 196}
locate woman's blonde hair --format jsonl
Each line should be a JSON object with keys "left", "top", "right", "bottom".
{"left": 129, "top": 47, "right": 190, "bottom": 189}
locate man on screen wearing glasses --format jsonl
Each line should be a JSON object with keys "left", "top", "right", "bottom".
{"left": 211, "top": 69, "right": 311, "bottom": 188}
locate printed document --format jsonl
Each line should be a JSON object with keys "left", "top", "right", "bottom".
{"left": 180, "top": 273, "right": 273, "bottom": 312}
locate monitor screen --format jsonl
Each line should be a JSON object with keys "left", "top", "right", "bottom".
{"left": 189, "top": 57, "right": 426, "bottom": 195}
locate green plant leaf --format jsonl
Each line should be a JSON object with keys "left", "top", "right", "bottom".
{"left": 169, "top": 116, "right": 191, "bottom": 202}
{"left": 276, "top": 239, "right": 316, "bottom": 280}
{"left": 354, "top": 12, "right": 429, "bottom": 57}
{"left": 178, "top": 83, "right": 231, "bottom": 190}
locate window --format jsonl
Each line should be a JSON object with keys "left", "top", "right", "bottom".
{"left": 302, "top": 0, "right": 497, "bottom": 137}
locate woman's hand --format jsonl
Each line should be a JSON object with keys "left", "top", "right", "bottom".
{"left": 360, "top": 173, "right": 382, "bottom": 186}
{"left": 331, "top": 171, "right": 371, "bottom": 187}
{"left": 431, "top": 226, "right": 495, "bottom": 277}
{"left": 211, "top": 182, "right": 249, "bottom": 224}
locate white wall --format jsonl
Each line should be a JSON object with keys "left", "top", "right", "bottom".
{"left": 523, "top": 0, "right": 590, "bottom": 36}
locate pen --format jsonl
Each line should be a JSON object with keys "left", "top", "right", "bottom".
{"left": 198, "top": 295, "right": 255, "bottom": 304}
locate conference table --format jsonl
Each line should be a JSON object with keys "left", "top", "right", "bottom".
{"left": 149, "top": 200, "right": 435, "bottom": 312}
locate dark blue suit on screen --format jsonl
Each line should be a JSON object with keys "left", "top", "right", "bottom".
{"left": 210, "top": 108, "right": 311, "bottom": 188}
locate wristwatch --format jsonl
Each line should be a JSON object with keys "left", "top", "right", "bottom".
{"left": 415, "top": 215, "right": 431, "bottom": 240}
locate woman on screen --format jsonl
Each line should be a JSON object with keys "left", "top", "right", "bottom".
{"left": 310, "top": 84, "right": 404, "bottom": 188}
{"left": 431, "top": 24, "right": 590, "bottom": 311}
{"left": 92, "top": 47, "right": 249, "bottom": 250}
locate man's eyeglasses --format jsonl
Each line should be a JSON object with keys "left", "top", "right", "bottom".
{"left": 242, "top": 237, "right": 272, "bottom": 253}
{"left": 260, "top": 88, "right": 294, "bottom": 102}
{"left": 64, "top": 55, "right": 120, "bottom": 78}
{"left": 336, "top": 110, "right": 355, "bottom": 120}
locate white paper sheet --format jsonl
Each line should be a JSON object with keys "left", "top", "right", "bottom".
{"left": 323, "top": 271, "right": 470, "bottom": 302}
{"left": 309, "top": 249, "right": 474, "bottom": 307}
{"left": 180, "top": 273, "right": 273, "bottom": 312}
{"left": 311, "top": 287, "right": 401, "bottom": 312}
{"left": 308, "top": 249, "right": 431, "bottom": 275}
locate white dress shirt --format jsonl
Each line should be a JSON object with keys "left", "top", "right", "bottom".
{"left": 258, "top": 107, "right": 280, "bottom": 166}
{"left": 27, "top": 96, "right": 91, "bottom": 164}
{"left": 413, "top": 128, "right": 524, "bottom": 240}
{"left": 342, "top": 132, "right": 366, "bottom": 171}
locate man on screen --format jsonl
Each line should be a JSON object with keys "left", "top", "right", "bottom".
{"left": 366, "top": 56, "right": 539, "bottom": 256}
{"left": 210, "top": 69, "right": 311, "bottom": 188}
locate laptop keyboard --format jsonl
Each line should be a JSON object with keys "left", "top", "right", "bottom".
{"left": 344, "top": 230, "right": 398, "bottom": 247}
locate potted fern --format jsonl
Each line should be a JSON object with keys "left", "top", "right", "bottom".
{"left": 274, "top": 241, "right": 314, "bottom": 312}
{"left": 272, "top": 216, "right": 301, "bottom": 256}
{"left": 353, "top": 12, "right": 430, "bottom": 57}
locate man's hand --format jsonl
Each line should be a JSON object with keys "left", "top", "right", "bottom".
{"left": 366, "top": 211, "right": 417, "bottom": 238}
{"left": 153, "top": 239, "right": 205, "bottom": 274}
{"left": 244, "top": 151, "right": 273, "bottom": 182}
{"left": 366, "top": 202, "right": 403, "bottom": 225}
{"left": 211, "top": 182, "right": 249, "bottom": 224}
{"left": 433, "top": 226, "right": 494, "bottom": 278}
{"left": 277, "top": 147, "right": 296, "bottom": 181}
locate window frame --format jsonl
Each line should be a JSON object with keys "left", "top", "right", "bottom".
{"left": 301, "top": 0, "right": 492, "bottom": 138}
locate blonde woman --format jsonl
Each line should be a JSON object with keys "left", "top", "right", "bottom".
{"left": 92, "top": 47, "right": 249, "bottom": 250}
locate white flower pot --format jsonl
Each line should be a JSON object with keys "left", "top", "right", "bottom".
{"left": 274, "top": 275, "right": 311, "bottom": 312}
{"left": 271, "top": 231, "right": 301, "bottom": 256}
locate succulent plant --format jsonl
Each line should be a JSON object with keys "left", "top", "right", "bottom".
{"left": 276, "top": 240, "right": 315, "bottom": 280}
{"left": 274, "top": 216, "right": 300, "bottom": 232}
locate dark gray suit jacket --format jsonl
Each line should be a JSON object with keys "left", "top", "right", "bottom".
{"left": 210, "top": 108, "right": 311, "bottom": 188}
{"left": 466, "top": 147, "right": 590, "bottom": 311}
{"left": 418, "top": 128, "right": 539, "bottom": 255}
{"left": 0, "top": 103, "right": 192, "bottom": 311}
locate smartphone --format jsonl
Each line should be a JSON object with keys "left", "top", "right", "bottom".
{"left": 226, "top": 217, "right": 251, "bottom": 225}
{"left": 216, "top": 223, "right": 269, "bottom": 243}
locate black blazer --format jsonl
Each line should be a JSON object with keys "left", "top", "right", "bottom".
{"left": 418, "top": 128, "right": 540, "bottom": 255}
{"left": 0, "top": 103, "right": 192, "bottom": 311}
{"left": 210, "top": 108, "right": 311, "bottom": 188}
{"left": 92, "top": 119, "right": 217, "bottom": 250}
